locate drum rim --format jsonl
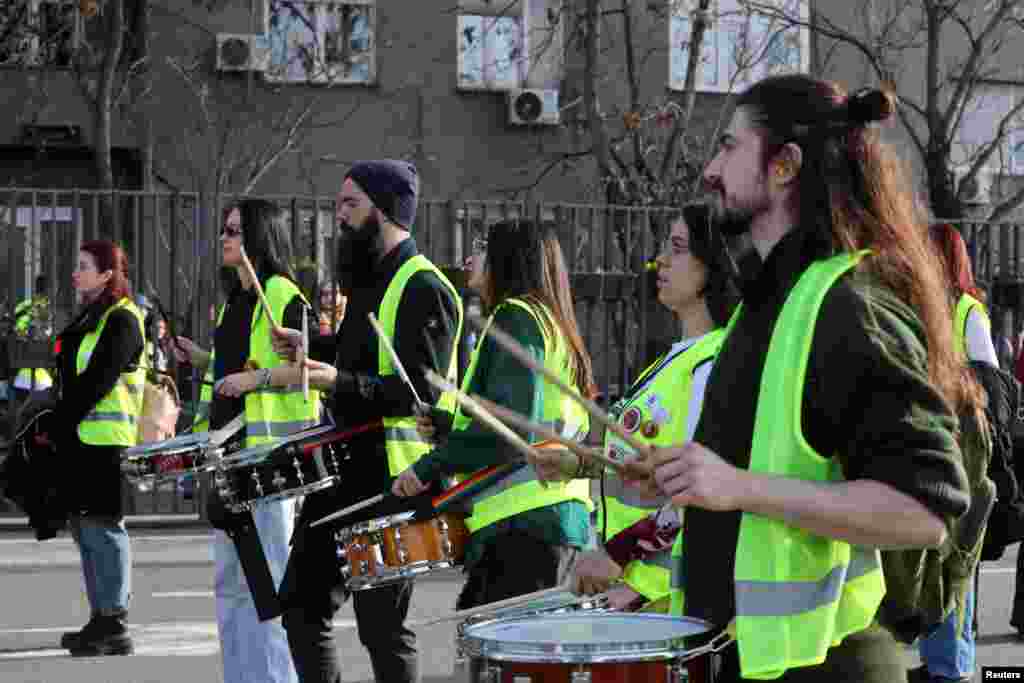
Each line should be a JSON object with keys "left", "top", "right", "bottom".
{"left": 215, "top": 424, "right": 339, "bottom": 469}
{"left": 460, "top": 613, "right": 714, "bottom": 663}
{"left": 346, "top": 510, "right": 417, "bottom": 534}
{"left": 228, "top": 476, "right": 338, "bottom": 512}
{"left": 460, "top": 595, "right": 611, "bottom": 627}
{"left": 346, "top": 557, "right": 460, "bottom": 590}
{"left": 122, "top": 432, "right": 210, "bottom": 457}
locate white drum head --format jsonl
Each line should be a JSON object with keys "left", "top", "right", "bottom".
{"left": 461, "top": 613, "right": 712, "bottom": 663}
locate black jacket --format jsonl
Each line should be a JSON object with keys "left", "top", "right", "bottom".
{"left": 53, "top": 300, "right": 144, "bottom": 518}
{"left": 296, "top": 237, "right": 461, "bottom": 528}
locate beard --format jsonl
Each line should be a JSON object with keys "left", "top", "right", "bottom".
{"left": 710, "top": 181, "right": 770, "bottom": 237}
{"left": 337, "top": 212, "right": 384, "bottom": 288}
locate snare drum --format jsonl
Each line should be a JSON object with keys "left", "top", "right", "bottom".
{"left": 213, "top": 425, "right": 345, "bottom": 511}
{"left": 121, "top": 432, "right": 216, "bottom": 482}
{"left": 339, "top": 510, "right": 469, "bottom": 590}
{"left": 461, "top": 612, "right": 728, "bottom": 683}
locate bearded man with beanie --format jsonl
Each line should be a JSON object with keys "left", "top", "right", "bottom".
{"left": 274, "top": 160, "right": 462, "bottom": 683}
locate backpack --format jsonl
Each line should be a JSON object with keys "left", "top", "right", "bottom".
{"left": 975, "top": 360, "right": 1024, "bottom": 560}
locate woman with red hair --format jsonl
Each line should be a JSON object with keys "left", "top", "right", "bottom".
{"left": 50, "top": 240, "right": 146, "bottom": 657}
{"left": 931, "top": 223, "right": 998, "bottom": 366}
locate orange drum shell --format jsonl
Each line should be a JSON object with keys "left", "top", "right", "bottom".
{"left": 345, "top": 511, "right": 469, "bottom": 578}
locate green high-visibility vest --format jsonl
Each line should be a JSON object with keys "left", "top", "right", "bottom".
{"left": 194, "top": 276, "right": 321, "bottom": 447}
{"left": 377, "top": 254, "right": 463, "bottom": 476}
{"left": 13, "top": 296, "right": 54, "bottom": 390}
{"left": 599, "top": 329, "right": 725, "bottom": 607}
{"left": 76, "top": 298, "right": 146, "bottom": 446}
{"left": 453, "top": 298, "right": 591, "bottom": 533}
{"left": 724, "top": 250, "right": 885, "bottom": 680}
{"left": 953, "top": 293, "right": 988, "bottom": 359}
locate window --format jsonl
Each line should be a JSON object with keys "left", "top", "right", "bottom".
{"left": 669, "top": 0, "right": 808, "bottom": 93}
{"left": 265, "top": 0, "right": 374, "bottom": 84}
{"left": 955, "top": 86, "right": 1024, "bottom": 177}
{"left": 457, "top": 0, "right": 563, "bottom": 91}
{"left": 0, "top": 0, "right": 79, "bottom": 68}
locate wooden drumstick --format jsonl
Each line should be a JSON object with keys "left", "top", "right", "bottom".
{"left": 470, "top": 314, "right": 652, "bottom": 457}
{"left": 369, "top": 312, "right": 427, "bottom": 410}
{"left": 471, "top": 394, "right": 626, "bottom": 476}
{"left": 238, "top": 244, "right": 279, "bottom": 330}
{"left": 300, "top": 305, "right": 309, "bottom": 402}
{"left": 409, "top": 586, "right": 600, "bottom": 627}
{"left": 422, "top": 368, "right": 545, "bottom": 470}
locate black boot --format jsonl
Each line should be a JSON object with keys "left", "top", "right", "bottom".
{"left": 68, "top": 613, "right": 133, "bottom": 657}
{"left": 60, "top": 615, "right": 99, "bottom": 650}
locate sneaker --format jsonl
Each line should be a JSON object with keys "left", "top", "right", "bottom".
{"left": 68, "top": 615, "right": 133, "bottom": 657}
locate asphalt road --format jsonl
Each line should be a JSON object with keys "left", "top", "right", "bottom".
{"left": 1, "top": 529, "right": 1023, "bottom": 682}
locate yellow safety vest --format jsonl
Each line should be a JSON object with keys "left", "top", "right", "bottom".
{"left": 453, "top": 298, "right": 592, "bottom": 533}
{"left": 377, "top": 254, "right": 464, "bottom": 476}
{"left": 953, "top": 293, "right": 988, "bottom": 360}
{"left": 725, "top": 251, "right": 886, "bottom": 680}
{"left": 13, "top": 296, "right": 54, "bottom": 390}
{"left": 599, "top": 330, "right": 725, "bottom": 607}
{"left": 194, "top": 276, "right": 320, "bottom": 447}
{"left": 76, "top": 298, "right": 146, "bottom": 446}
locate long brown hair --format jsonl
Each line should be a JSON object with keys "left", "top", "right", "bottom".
{"left": 736, "top": 74, "right": 983, "bottom": 415}
{"left": 483, "top": 218, "right": 598, "bottom": 399}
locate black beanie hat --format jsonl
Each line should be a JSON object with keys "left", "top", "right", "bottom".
{"left": 345, "top": 159, "right": 420, "bottom": 230}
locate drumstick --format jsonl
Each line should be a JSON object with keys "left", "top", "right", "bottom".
{"left": 472, "top": 394, "right": 626, "bottom": 475}
{"left": 368, "top": 313, "right": 426, "bottom": 410}
{"left": 471, "top": 315, "right": 652, "bottom": 457}
{"left": 310, "top": 493, "right": 386, "bottom": 528}
{"left": 409, "top": 587, "right": 607, "bottom": 627}
{"left": 300, "top": 305, "right": 309, "bottom": 402}
{"left": 422, "top": 368, "right": 543, "bottom": 468}
{"left": 238, "top": 245, "right": 278, "bottom": 330}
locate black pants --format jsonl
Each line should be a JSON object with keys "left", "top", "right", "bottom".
{"left": 456, "top": 531, "right": 578, "bottom": 610}
{"left": 1012, "top": 542, "right": 1024, "bottom": 631}
{"left": 280, "top": 522, "right": 418, "bottom": 683}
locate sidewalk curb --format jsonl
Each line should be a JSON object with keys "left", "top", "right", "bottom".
{"left": 0, "top": 514, "right": 208, "bottom": 534}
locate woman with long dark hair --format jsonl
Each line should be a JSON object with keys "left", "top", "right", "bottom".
{"left": 533, "top": 204, "right": 740, "bottom": 615}
{"left": 391, "top": 218, "right": 597, "bottom": 611}
{"left": 174, "top": 199, "right": 319, "bottom": 683}
{"left": 53, "top": 240, "right": 145, "bottom": 656}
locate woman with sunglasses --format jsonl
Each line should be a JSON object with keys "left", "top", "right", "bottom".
{"left": 391, "top": 218, "right": 597, "bottom": 614}
{"left": 532, "top": 204, "right": 740, "bottom": 614}
{"left": 173, "top": 200, "right": 319, "bottom": 683}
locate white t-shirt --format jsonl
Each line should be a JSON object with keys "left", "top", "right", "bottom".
{"left": 965, "top": 307, "right": 999, "bottom": 368}
{"left": 665, "top": 333, "right": 715, "bottom": 441}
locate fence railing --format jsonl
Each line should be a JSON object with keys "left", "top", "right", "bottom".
{"left": 2, "top": 190, "right": 1023, "bottom": 517}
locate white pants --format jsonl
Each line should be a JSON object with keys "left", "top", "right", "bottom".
{"left": 214, "top": 499, "right": 298, "bottom": 683}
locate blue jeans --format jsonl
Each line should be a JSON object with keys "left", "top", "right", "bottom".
{"left": 68, "top": 515, "right": 132, "bottom": 616}
{"left": 919, "top": 585, "right": 975, "bottom": 679}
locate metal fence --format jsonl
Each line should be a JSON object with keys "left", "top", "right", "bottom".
{"left": 2, "top": 189, "right": 1024, "bottom": 517}
{"left": 1, "top": 190, "right": 682, "bottom": 516}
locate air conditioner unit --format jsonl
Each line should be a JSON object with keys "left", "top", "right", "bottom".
{"left": 508, "top": 89, "right": 560, "bottom": 126}
{"left": 952, "top": 164, "right": 993, "bottom": 205}
{"left": 216, "top": 33, "right": 270, "bottom": 73}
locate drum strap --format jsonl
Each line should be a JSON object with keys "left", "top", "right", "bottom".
{"left": 224, "top": 512, "right": 283, "bottom": 621}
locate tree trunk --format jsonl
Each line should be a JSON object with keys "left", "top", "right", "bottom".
{"left": 94, "top": 0, "right": 125, "bottom": 238}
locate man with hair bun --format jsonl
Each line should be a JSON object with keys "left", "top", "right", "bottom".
{"left": 650, "top": 75, "right": 973, "bottom": 681}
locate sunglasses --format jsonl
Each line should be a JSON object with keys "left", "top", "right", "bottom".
{"left": 221, "top": 225, "right": 242, "bottom": 238}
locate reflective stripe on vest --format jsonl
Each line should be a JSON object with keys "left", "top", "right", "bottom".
{"left": 193, "top": 277, "right": 321, "bottom": 447}
{"left": 377, "top": 254, "right": 463, "bottom": 476}
{"left": 953, "top": 293, "right": 987, "bottom": 359}
{"left": 729, "top": 251, "right": 885, "bottom": 680}
{"left": 76, "top": 298, "right": 146, "bottom": 446}
{"left": 14, "top": 297, "right": 54, "bottom": 389}
{"left": 599, "top": 331, "right": 725, "bottom": 603}
{"left": 454, "top": 298, "right": 592, "bottom": 533}
{"left": 669, "top": 531, "right": 685, "bottom": 616}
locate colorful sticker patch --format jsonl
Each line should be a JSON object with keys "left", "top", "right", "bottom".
{"left": 622, "top": 407, "right": 642, "bottom": 433}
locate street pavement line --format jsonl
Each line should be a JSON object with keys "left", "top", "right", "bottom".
{"left": 980, "top": 567, "right": 1017, "bottom": 575}
{"left": 152, "top": 591, "right": 213, "bottom": 598}
{"left": 0, "top": 535, "right": 211, "bottom": 545}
